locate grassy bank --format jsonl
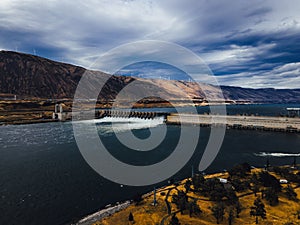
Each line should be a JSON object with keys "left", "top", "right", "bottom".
{"left": 90, "top": 165, "right": 300, "bottom": 225}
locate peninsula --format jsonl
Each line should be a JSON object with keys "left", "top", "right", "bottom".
{"left": 77, "top": 164, "right": 300, "bottom": 225}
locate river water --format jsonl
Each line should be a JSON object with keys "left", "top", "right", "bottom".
{"left": 1, "top": 104, "right": 300, "bottom": 225}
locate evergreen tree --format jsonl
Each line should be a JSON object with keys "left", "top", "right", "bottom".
{"left": 228, "top": 208, "right": 234, "bottom": 225}
{"left": 284, "top": 185, "right": 297, "bottom": 200}
{"left": 250, "top": 198, "right": 266, "bottom": 224}
{"left": 187, "top": 199, "right": 202, "bottom": 217}
{"left": 192, "top": 173, "right": 205, "bottom": 191}
{"left": 169, "top": 214, "right": 180, "bottom": 225}
{"left": 264, "top": 187, "right": 279, "bottom": 206}
{"left": 172, "top": 191, "right": 188, "bottom": 214}
{"left": 211, "top": 203, "right": 225, "bottom": 224}
{"left": 251, "top": 173, "right": 259, "bottom": 183}
{"left": 128, "top": 212, "right": 134, "bottom": 222}
{"left": 226, "top": 189, "right": 238, "bottom": 205}
{"left": 258, "top": 171, "right": 281, "bottom": 192}
{"left": 235, "top": 201, "right": 242, "bottom": 218}
{"left": 250, "top": 183, "right": 260, "bottom": 197}
{"left": 184, "top": 179, "right": 192, "bottom": 193}
{"left": 296, "top": 210, "right": 300, "bottom": 219}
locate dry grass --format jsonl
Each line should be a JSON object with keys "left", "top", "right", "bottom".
{"left": 94, "top": 168, "right": 300, "bottom": 225}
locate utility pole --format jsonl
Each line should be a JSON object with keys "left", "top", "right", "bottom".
{"left": 191, "top": 165, "right": 194, "bottom": 177}
{"left": 293, "top": 156, "right": 297, "bottom": 168}
{"left": 153, "top": 187, "right": 157, "bottom": 206}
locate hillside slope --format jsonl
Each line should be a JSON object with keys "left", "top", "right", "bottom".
{"left": 0, "top": 51, "right": 299, "bottom": 103}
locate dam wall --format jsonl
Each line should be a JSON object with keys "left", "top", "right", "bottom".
{"left": 166, "top": 114, "right": 300, "bottom": 132}
{"left": 54, "top": 108, "right": 170, "bottom": 121}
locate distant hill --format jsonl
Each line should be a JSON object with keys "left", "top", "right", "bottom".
{"left": 221, "top": 86, "right": 300, "bottom": 104}
{"left": 0, "top": 50, "right": 299, "bottom": 103}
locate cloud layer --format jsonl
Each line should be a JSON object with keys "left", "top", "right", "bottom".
{"left": 0, "top": 0, "right": 299, "bottom": 88}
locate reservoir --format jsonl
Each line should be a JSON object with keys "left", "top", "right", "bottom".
{"left": 1, "top": 104, "right": 300, "bottom": 225}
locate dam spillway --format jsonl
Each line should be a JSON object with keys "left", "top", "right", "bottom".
{"left": 95, "top": 110, "right": 169, "bottom": 120}
{"left": 63, "top": 109, "right": 170, "bottom": 121}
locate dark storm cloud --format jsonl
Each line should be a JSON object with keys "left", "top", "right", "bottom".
{"left": 203, "top": 27, "right": 300, "bottom": 78}
{"left": 0, "top": 0, "right": 299, "bottom": 88}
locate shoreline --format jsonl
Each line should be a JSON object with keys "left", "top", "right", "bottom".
{"left": 1, "top": 102, "right": 299, "bottom": 126}
{"left": 74, "top": 201, "right": 132, "bottom": 225}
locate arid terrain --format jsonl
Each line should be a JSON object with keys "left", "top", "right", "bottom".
{"left": 91, "top": 165, "right": 300, "bottom": 225}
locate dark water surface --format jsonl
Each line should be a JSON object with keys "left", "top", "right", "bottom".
{"left": 1, "top": 104, "right": 300, "bottom": 225}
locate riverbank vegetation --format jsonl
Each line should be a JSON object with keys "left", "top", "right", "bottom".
{"left": 95, "top": 164, "right": 300, "bottom": 225}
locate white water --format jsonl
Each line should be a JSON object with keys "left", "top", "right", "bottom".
{"left": 74, "top": 116, "right": 165, "bottom": 135}
{"left": 254, "top": 152, "right": 300, "bottom": 157}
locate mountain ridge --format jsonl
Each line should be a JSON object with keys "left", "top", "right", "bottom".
{"left": 0, "top": 50, "right": 299, "bottom": 103}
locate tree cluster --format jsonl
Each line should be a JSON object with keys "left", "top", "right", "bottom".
{"left": 230, "top": 178, "right": 250, "bottom": 192}
{"left": 171, "top": 190, "right": 202, "bottom": 217}
{"left": 258, "top": 171, "right": 281, "bottom": 192}
{"left": 262, "top": 187, "right": 279, "bottom": 206}
{"left": 228, "top": 163, "right": 251, "bottom": 178}
{"left": 273, "top": 166, "right": 300, "bottom": 184}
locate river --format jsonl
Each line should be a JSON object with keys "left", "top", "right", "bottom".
{"left": 0, "top": 104, "right": 300, "bottom": 225}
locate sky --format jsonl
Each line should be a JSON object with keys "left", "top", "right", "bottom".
{"left": 0, "top": 0, "right": 300, "bottom": 89}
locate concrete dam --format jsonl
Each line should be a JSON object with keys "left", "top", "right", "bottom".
{"left": 95, "top": 110, "right": 168, "bottom": 120}
{"left": 53, "top": 104, "right": 300, "bottom": 133}
{"left": 166, "top": 114, "right": 300, "bottom": 133}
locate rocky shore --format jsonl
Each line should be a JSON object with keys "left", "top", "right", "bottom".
{"left": 74, "top": 201, "right": 131, "bottom": 225}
